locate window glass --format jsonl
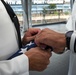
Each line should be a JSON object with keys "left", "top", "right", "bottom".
{"left": 4, "top": 0, "right": 71, "bottom": 33}
{"left": 32, "top": 0, "right": 71, "bottom": 26}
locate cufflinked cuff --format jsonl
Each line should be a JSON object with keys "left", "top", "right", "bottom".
{"left": 70, "top": 31, "right": 76, "bottom": 53}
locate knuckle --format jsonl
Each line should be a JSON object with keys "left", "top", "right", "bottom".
{"left": 41, "top": 29, "right": 46, "bottom": 32}
{"left": 44, "top": 28, "right": 49, "bottom": 30}
{"left": 43, "top": 28, "right": 49, "bottom": 31}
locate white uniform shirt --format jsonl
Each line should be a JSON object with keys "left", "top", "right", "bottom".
{"left": 66, "top": 0, "right": 76, "bottom": 75}
{"left": 0, "top": 1, "right": 29, "bottom": 75}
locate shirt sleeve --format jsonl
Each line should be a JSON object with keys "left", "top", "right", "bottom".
{"left": 0, "top": 54, "right": 29, "bottom": 75}
{"left": 66, "top": 16, "right": 72, "bottom": 31}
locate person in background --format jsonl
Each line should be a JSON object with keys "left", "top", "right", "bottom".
{"left": 0, "top": 0, "right": 51, "bottom": 75}
{"left": 35, "top": 1, "right": 76, "bottom": 75}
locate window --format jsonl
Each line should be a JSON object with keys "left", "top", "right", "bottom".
{"left": 31, "top": 0, "right": 71, "bottom": 26}
{"left": 31, "top": 0, "right": 72, "bottom": 33}
{"left": 4, "top": 0, "right": 72, "bottom": 33}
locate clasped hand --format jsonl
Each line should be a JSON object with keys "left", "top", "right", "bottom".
{"left": 22, "top": 28, "right": 52, "bottom": 71}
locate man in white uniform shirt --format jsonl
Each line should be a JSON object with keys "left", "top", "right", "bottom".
{"left": 35, "top": 0, "right": 76, "bottom": 75}
{"left": 0, "top": 0, "right": 51, "bottom": 75}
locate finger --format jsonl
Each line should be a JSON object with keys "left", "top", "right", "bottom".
{"left": 47, "top": 52, "right": 52, "bottom": 58}
{"left": 30, "top": 28, "right": 41, "bottom": 34}
{"left": 26, "top": 28, "right": 41, "bottom": 37}
{"left": 35, "top": 34, "right": 48, "bottom": 48}
{"left": 26, "top": 36, "right": 36, "bottom": 42}
{"left": 34, "top": 36, "right": 43, "bottom": 47}
{"left": 39, "top": 44, "right": 47, "bottom": 50}
{"left": 43, "top": 50, "right": 52, "bottom": 59}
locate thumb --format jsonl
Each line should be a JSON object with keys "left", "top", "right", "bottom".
{"left": 27, "top": 36, "right": 36, "bottom": 42}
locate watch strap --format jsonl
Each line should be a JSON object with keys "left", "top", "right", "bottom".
{"left": 65, "top": 31, "right": 73, "bottom": 50}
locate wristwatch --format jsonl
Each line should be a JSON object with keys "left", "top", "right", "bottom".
{"left": 65, "top": 31, "right": 73, "bottom": 50}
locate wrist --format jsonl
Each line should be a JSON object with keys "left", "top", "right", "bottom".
{"left": 58, "top": 34, "right": 67, "bottom": 53}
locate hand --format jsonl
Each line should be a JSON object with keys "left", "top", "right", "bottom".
{"left": 22, "top": 28, "right": 41, "bottom": 45}
{"left": 35, "top": 28, "right": 66, "bottom": 53}
{"left": 25, "top": 47, "right": 51, "bottom": 71}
